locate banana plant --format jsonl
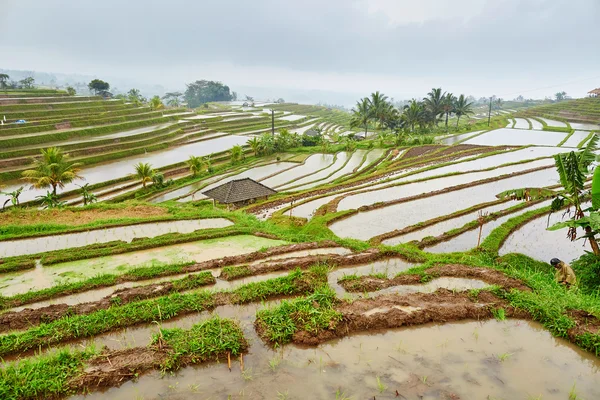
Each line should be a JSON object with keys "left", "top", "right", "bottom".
{"left": 496, "top": 134, "right": 600, "bottom": 255}
{"left": 0, "top": 186, "right": 23, "bottom": 209}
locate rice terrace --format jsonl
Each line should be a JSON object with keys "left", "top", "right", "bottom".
{"left": 2, "top": 1, "right": 600, "bottom": 399}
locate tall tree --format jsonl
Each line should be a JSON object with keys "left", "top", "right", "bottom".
{"left": 350, "top": 98, "right": 372, "bottom": 136}
{"left": 423, "top": 88, "right": 445, "bottom": 127}
{"left": 133, "top": 162, "right": 154, "bottom": 188}
{"left": 127, "top": 88, "right": 145, "bottom": 105}
{"left": 0, "top": 73, "right": 10, "bottom": 88}
{"left": 555, "top": 91, "right": 567, "bottom": 101}
{"left": 368, "top": 91, "right": 392, "bottom": 129}
{"left": 453, "top": 94, "right": 473, "bottom": 127}
{"left": 162, "top": 91, "right": 183, "bottom": 107}
{"left": 22, "top": 147, "right": 82, "bottom": 196}
{"left": 66, "top": 86, "right": 76, "bottom": 96}
{"left": 19, "top": 77, "right": 35, "bottom": 89}
{"left": 401, "top": 100, "right": 424, "bottom": 132}
{"left": 442, "top": 93, "right": 456, "bottom": 130}
{"left": 184, "top": 80, "right": 234, "bottom": 108}
{"left": 88, "top": 79, "right": 110, "bottom": 96}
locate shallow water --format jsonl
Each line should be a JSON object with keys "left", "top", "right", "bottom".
{"left": 562, "top": 130, "right": 593, "bottom": 148}
{"left": 330, "top": 168, "right": 559, "bottom": 240}
{"left": 499, "top": 207, "right": 590, "bottom": 263}
{"left": 0, "top": 135, "right": 249, "bottom": 206}
{"left": 539, "top": 117, "right": 568, "bottom": 128}
{"left": 0, "top": 219, "right": 233, "bottom": 258}
{"left": 277, "top": 114, "right": 306, "bottom": 121}
{"left": 71, "top": 318, "right": 600, "bottom": 400}
{"left": 320, "top": 149, "right": 368, "bottom": 182}
{"left": 464, "top": 128, "right": 567, "bottom": 146}
{"left": 0, "top": 235, "right": 287, "bottom": 296}
{"left": 529, "top": 118, "right": 544, "bottom": 130}
{"left": 437, "top": 130, "right": 483, "bottom": 144}
{"left": 337, "top": 159, "right": 554, "bottom": 211}
{"left": 281, "top": 152, "right": 351, "bottom": 190}
{"left": 513, "top": 118, "right": 530, "bottom": 129}
{"left": 261, "top": 154, "right": 335, "bottom": 188}
{"left": 426, "top": 200, "right": 552, "bottom": 253}
{"left": 382, "top": 201, "right": 512, "bottom": 245}
{"left": 569, "top": 121, "right": 600, "bottom": 131}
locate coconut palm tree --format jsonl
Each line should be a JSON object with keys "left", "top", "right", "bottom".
{"left": 22, "top": 147, "right": 83, "bottom": 196}
{"left": 454, "top": 94, "right": 474, "bottom": 127}
{"left": 247, "top": 137, "right": 261, "bottom": 156}
{"left": 0, "top": 186, "right": 23, "bottom": 209}
{"left": 186, "top": 155, "right": 204, "bottom": 176}
{"left": 423, "top": 88, "right": 446, "bottom": 127}
{"left": 149, "top": 95, "right": 164, "bottom": 110}
{"left": 369, "top": 91, "right": 392, "bottom": 129}
{"left": 442, "top": 93, "right": 456, "bottom": 130}
{"left": 134, "top": 162, "right": 154, "bottom": 188}
{"left": 350, "top": 98, "right": 372, "bottom": 137}
{"left": 77, "top": 183, "right": 97, "bottom": 206}
{"left": 401, "top": 100, "right": 424, "bottom": 133}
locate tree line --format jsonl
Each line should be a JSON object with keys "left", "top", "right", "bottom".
{"left": 351, "top": 89, "right": 475, "bottom": 135}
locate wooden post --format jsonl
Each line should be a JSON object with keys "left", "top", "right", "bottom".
{"left": 271, "top": 109, "right": 275, "bottom": 136}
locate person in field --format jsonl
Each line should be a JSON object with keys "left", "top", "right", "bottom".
{"left": 550, "top": 258, "right": 577, "bottom": 288}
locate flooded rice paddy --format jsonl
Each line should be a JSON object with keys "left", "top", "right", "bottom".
{"left": 569, "top": 121, "right": 600, "bottom": 131}
{"left": 331, "top": 167, "right": 558, "bottom": 240}
{"left": 500, "top": 208, "right": 589, "bottom": 263}
{"left": 562, "top": 130, "right": 592, "bottom": 148}
{"left": 437, "top": 131, "right": 483, "bottom": 145}
{"left": 71, "top": 317, "right": 600, "bottom": 400}
{"left": 0, "top": 235, "right": 286, "bottom": 296}
{"left": 539, "top": 117, "right": 568, "bottom": 128}
{"left": 0, "top": 218, "right": 233, "bottom": 257}
{"left": 281, "top": 152, "right": 351, "bottom": 190}
{"left": 261, "top": 153, "right": 335, "bottom": 188}
{"left": 529, "top": 118, "right": 544, "bottom": 130}
{"left": 464, "top": 128, "right": 568, "bottom": 146}
{"left": 513, "top": 118, "right": 530, "bottom": 129}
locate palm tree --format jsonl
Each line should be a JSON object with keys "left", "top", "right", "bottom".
{"left": 442, "top": 93, "right": 456, "bottom": 130}
{"left": 453, "top": 94, "right": 474, "bottom": 127}
{"left": 1, "top": 186, "right": 23, "bottom": 209}
{"left": 423, "top": 88, "right": 446, "bottom": 127}
{"left": 247, "top": 137, "right": 261, "bottom": 156}
{"left": 149, "top": 95, "right": 164, "bottom": 110}
{"left": 186, "top": 155, "right": 203, "bottom": 176}
{"left": 134, "top": 162, "right": 154, "bottom": 188}
{"left": 22, "top": 147, "right": 83, "bottom": 196}
{"left": 369, "top": 91, "right": 392, "bottom": 129}
{"left": 77, "top": 183, "right": 97, "bottom": 206}
{"left": 350, "top": 98, "right": 372, "bottom": 137}
{"left": 401, "top": 100, "right": 424, "bottom": 133}
{"left": 0, "top": 73, "right": 9, "bottom": 89}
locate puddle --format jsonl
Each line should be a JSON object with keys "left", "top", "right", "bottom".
{"left": 513, "top": 118, "right": 530, "bottom": 129}
{"left": 539, "top": 117, "right": 567, "bottom": 128}
{"left": 261, "top": 154, "right": 335, "bottom": 188}
{"left": 0, "top": 235, "right": 287, "bottom": 297}
{"left": 562, "top": 131, "right": 594, "bottom": 148}
{"left": 464, "top": 128, "right": 568, "bottom": 146}
{"left": 383, "top": 201, "right": 512, "bottom": 245}
{"left": 0, "top": 219, "right": 233, "bottom": 257}
{"left": 499, "top": 207, "right": 590, "bottom": 263}
{"left": 330, "top": 167, "right": 558, "bottom": 240}
{"left": 0, "top": 135, "right": 250, "bottom": 206}
{"left": 426, "top": 200, "right": 552, "bottom": 254}
{"left": 70, "top": 319, "right": 600, "bottom": 400}
{"left": 337, "top": 159, "right": 554, "bottom": 212}
{"left": 282, "top": 152, "right": 351, "bottom": 191}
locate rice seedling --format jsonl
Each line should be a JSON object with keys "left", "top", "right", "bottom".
{"left": 496, "top": 352, "right": 513, "bottom": 362}
{"left": 269, "top": 355, "right": 282, "bottom": 371}
{"left": 376, "top": 376, "right": 387, "bottom": 393}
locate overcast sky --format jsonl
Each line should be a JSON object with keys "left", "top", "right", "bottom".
{"left": 1, "top": 0, "right": 599, "bottom": 103}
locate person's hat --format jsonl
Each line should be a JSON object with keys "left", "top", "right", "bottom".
{"left": 550, "top": 258, "right": 561, "bottom": 266}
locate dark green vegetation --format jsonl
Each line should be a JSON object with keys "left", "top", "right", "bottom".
{"left": 520, "top": 97, "right": 600, "bottom": 124}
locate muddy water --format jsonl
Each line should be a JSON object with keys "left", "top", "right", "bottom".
{"left": 499, "top": 208, "right": 590, "bottom": 263}
{"left": 0, "top": 219, "right": 233, "bottom": 258}
{"left": 382, "top": 201, "right": 512, "bottom": 245}
{"left": 328, "top": 258, "right": 415, "bottom": 296}
{"left": 513, "top": 118, "right": 530, "bottom": 129}
{"left": 562, "top": 130, "right": 593, "bottom": 148}
{"left": 261, "top": 153, "right": 335, "bottom": 188}
{"left": 427, "top": 200, "right": 552, "bottom": 254}
{"left": 464, "top": 128, "right": 568, "bottom": 146}
{"left": 282, "top": 152, "right": 351, "bottom": 190}
{"left": 330, "top": 168, "right": 559, "bottom": 240}
{"left": 337, "top": 159, "right": 554, "bottom": 211}
{"left": 0, "top": 235, "right": 287, "bottom": 297}
{"left": 0, "top": 135, "right": 249, "bottom": 206}
{"left": 71, "top": 318, "right": 600, "bottom": 400}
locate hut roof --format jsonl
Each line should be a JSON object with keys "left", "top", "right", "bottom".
{"left": 588, "top": 88, "right": 600, "bottom": 95}
{"left": 304, "top": 129, "right": 320, "bottom": 137}
{"left": 202, "top": 178, "right": 277, "bottom": 204}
